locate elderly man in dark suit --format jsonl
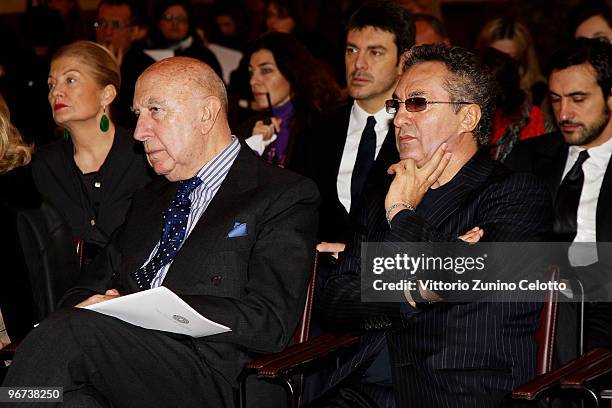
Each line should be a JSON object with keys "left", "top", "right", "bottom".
{"left": 506, "top": 38, "right": 612, "bottom": 362}
{"left": 318, "top": 45, "right": 552, "bottom": 407}
{"left": 2, "top": 57, "right": 319, "bottom": 407}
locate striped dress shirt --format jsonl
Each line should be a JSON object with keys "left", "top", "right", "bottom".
{"left": 148, "top": 137, "right": 241, "bottom": 288}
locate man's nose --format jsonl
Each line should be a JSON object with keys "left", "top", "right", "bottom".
{"left": 354, "top": 51, "right": 367, "bottom": 70}
{"left": 133, "top": 115, "right": 148, "bottom": 141}
{"left": 558, "top": 99, "right": 573, "bottom": 121}
{"left": 392, "top": 108, "right": 411, "bottom": 129}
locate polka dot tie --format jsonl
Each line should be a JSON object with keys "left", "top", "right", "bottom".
{"left": 131, "top": 176, "right": 203, "bottom": 290}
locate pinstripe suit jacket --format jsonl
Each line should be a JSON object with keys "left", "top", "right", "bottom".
{"left": 320, "top": 149, "right": 553, "bottom": 407}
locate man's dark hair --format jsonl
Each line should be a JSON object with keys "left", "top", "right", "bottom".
{"left": 548, "top": 38, "right": 612, "bottom": 99}
{"left": 97, "top": 0, "right": 142, "bottom": 25}
{"left": 346, "top": 0, "right": 415, "bottom": 60}
{"left": 402, "top": 45, "right": 497, "bottom": 146}
{"left": 413, "top": 13, "right": 448, "bottom": 41}
{"left": 571, "top": 1, "right": 612, "bottom": 33}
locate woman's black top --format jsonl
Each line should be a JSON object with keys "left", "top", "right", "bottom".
{"left": 31, "top": 126, "right": 155, "bottom": 254}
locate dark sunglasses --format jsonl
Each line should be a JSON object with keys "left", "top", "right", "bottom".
{"left": 385, "top": 97, "right": 473, "bottom": 114}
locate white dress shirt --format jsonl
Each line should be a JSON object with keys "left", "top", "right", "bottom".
{"left": 565, "top": 136, "right": 612, "bottom": 266}
{"left": 337, "top": 102, "right": 393, "bottom": 213}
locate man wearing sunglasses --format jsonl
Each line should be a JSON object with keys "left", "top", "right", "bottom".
{"left": 319, "top": 44, "right": 553, "bottom": 407}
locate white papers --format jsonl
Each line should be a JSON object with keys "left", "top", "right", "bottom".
{"left": 85, "top": 287, "right": 231, "bottom": 338}
{"left": 245, "top": 133, "right": 277, "bottom": 155}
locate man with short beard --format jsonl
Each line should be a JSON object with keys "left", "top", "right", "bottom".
{"left": 506, "top": 38, "right": 612, "bottom": 363}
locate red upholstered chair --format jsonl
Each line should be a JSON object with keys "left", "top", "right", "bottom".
{"left": 237, "top": 252, "right": 358, "bottom": 408}
{"left": 245, "top": 264, "right": 565, "bottom": 408}
{"left": 508, "top": 268, "right": 612, "bottom": 406}
{"left": 535, "top": 265, "right": 561, "bottom": 376}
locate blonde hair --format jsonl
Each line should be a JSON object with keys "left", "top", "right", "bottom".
{"left": 476, "top": 18, "right": 545, "bottom": 93}
{"left": 52, "top": 40, "right": 121, "bottom": 101}
{"left": 0, "top": 95, "right": 33, "bottom": 174}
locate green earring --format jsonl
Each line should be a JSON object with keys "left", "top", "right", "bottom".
{"left": 100, "top": 107, "right": 110, "bottom": 132}
{"left": 63, "top": 128, "right": 70, "bottom": 141}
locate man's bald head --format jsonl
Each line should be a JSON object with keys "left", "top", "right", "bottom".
{"left": 140, "top": 57, "right": 228, "bottom": 113}
{"left": 133, "top": 56, "right": 233, "bottom": 181}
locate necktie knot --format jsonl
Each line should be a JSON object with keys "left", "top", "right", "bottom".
{"left": 176, "top": 176, "right": 203, "bottom": 202}
{"left": 365, "top": 116, "right": 376, "bottom": 132}
{"left": 565, "top": 150, "right": 590, "bottom": 181}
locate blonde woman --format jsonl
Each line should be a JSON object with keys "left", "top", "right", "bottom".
{"left": 476, "top": 17, "right": 547, "bottom": 106}
{"left": 33, "top": 41, "right": 154, "bottom": 265}
{"left": 0, "top": 95, "right": 38, "bottom": 345}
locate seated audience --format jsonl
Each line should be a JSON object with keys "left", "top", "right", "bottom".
{"left": 143, "top": 0, "right": 222, "bottom": 78}
{"left": 32, "top": 41, "right": 154, "bottom": 266}
{"left": 476, "top": 17, "right": 548, "bottom": 106}
{"left": 0, "top": 95, "right": 38, "bottom": 344}
{"left": 2, "top": 56, "right": 319, "bottom": 408}
{"left": 573, "top": 1, "right": 612, "bottom": 44}
{"left": 480, "top": 47, "right": 552, "bottom": 161}
{"left": 237, "top": 31, "right": 342, "bottom": 169}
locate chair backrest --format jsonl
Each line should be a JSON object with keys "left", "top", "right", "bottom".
{"left": 16, "top": 200, "right": 82, "bottom": 320}
{"left": 292, "top": 252, "right": 318, "bottom": 345}
{"left": 535, "top": 264, "right": 561, "bottom": 376}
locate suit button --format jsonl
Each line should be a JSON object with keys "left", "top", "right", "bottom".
{"left": 211, "top": 275, "right": 222, "bottom": 286}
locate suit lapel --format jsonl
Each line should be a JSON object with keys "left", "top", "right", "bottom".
{"left": 422, "top": 149, "right": 495, "bottom": 229}
{"left": 163, "top": 147, "right": 257, "bottom": 285}
{"left": 596, "top": 155, "right": 612, "bottom": 241}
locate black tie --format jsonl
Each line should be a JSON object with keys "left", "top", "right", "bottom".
{"left": 553, "top": 150, "right": 589, "bottom": 241}
{"left": 351, "top": 116, "right": 377, "bottom": 211}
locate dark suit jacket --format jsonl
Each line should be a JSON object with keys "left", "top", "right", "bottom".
{"left": 505, "top": 131, "right": 612, "bottom": 242}
{"left": 320, "top": 149, "right": 553, "bottom": 407}
{"left": 505, "top": 132, "right": 612, "bottom": 352}
{"left": 60, "top": 145, "right": 320, "bottom": 406}
{"left": 293, "top": 103, "right": 399, "bottom": 243}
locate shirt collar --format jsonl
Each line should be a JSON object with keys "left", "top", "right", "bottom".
{"left": 351, "top": 101, "right": 393, "bottom": 132}
{"left": 193, "top": 136, "right": 241, "bottom": 187}
{"left": 568, "top": 135, "right": 612, "bottom": 170}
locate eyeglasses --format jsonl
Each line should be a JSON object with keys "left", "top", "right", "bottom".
{"left": 161, "top": 14, "right": 189, "bottom": 24}
{"left": 385, "top": 97, "right": 473, "bottom": 114}
{"left": 93, "top": 19, "right": 131, "bottom": 30}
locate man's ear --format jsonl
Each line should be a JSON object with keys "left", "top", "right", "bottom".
{"left": 101, "top": 84, "right": 117, "bottom": 107}
{"left": 199, "top": 95, "right": 222, "bottom": 134}
{"left": 460, "top": 104, "right": 481, "bottom": 134}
